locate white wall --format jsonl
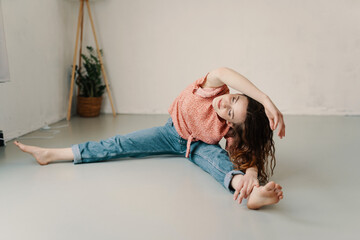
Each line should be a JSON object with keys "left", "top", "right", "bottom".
{"left": 83, "top": 0, "right": 360, "bottom": 115}
{"left": 0, "top": 0, "right": 77, "bottom": 141}
{"left": 1, "top": 0, "right": 359, "bottom": 141}
{"left": 0, "top": 3, "right": 10, "bottom": 83}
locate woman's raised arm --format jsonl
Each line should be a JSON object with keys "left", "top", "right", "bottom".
{"left": 205, "top": 67, "right": 268, "bottom": 104}
{"left": 205, "top": 67, "right": 285, "bottom": 138}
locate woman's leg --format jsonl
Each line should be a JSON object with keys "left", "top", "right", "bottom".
{"left": 189, "top": 141, "right": 283, "bottom": 209}
{"left": 15, "top": 119, "right": 182, "bottom": 165}
{"left": 189, "top": 141, "right": 244, "bottom": 192}
{"left": 73, "top": 122, "right": 181, "bottom": 164}
{"left": 14, "top": 141, "right": 73, "bottom": 165}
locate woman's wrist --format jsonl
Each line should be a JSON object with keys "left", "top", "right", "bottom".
{"left": 245, "top": 167, "right": 258, "bottom": 176}
{"left": 260, "top": 94, "right": 270, "bottom": 105}
{"left": 230, "top": 174, "right": 242, "bottom": 189}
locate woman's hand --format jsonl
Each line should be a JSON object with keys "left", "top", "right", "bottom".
{"left": 263, "top": 97, "right": 285, "bottom": 139}
{"left": 232, "top": 169, "right": 259, "bottom": 204}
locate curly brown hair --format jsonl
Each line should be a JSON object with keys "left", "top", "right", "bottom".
{"left": 227, "top": 95, "right": 276, "bottom": 184}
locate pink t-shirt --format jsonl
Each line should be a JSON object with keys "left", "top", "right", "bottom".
{"left": 168, "top": 73, "right": 231, "bottom": 157}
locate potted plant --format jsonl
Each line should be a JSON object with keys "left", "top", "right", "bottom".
{"left": 75, "top": 46, "right": 106, "bottom": 117}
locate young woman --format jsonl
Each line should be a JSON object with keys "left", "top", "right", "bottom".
{"left": 14, "top": 67, "right": 285, "bottom": 210}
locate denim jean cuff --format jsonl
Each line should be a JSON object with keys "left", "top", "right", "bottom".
{"left": 224, "top": 170, "right": 245, "bottom": 193}
{"left": 71, "top": 144, "right": 82, "bottom": 164}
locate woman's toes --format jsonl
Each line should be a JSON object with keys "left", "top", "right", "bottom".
{"left": 265, "top": 181, "right": 276, "bottom": 191}
{"left": 14, "top": 142, "right": 25, "bottom": 151}
{"left": 278, "top": 192, "right": 284, "bottom": 199}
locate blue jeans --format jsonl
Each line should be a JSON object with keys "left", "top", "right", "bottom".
{"left": 71, "top": 118, "right": 244, "bottom": 193}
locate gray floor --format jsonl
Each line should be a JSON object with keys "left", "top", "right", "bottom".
{"left": 0, "top": 114, "right": 359, "bottom": 240}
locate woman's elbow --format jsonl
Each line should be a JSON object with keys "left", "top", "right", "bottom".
{"left": 212, "top": 67, "right": 235, "bottom": 78}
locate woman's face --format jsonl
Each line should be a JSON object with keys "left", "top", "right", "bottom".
{"left": 212, "top": 94, "right": 248, "bottom": 124}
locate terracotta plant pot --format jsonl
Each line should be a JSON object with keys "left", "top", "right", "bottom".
{"left": 77, "top": 96, "right": 102, "bottom": 117}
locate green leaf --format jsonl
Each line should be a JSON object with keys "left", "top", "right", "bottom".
{"left": 75, "top": 46, "right": 105, "bottom": 97}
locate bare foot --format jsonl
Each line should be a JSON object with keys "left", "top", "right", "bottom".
{"left": 247, "top": 181, "right": 283, "bottom": 210}
{"left": 14, "top": 141, "right": 52, "bottom": 165}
